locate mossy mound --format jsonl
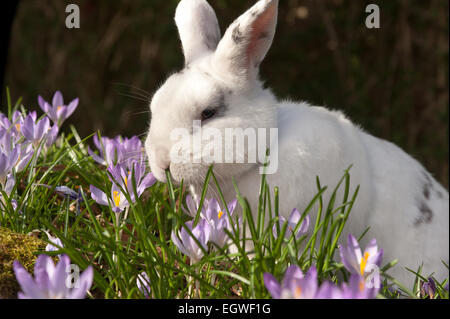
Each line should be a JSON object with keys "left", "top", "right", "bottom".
{"left": 0, "top": 227, "right": 46, "bottom": 299}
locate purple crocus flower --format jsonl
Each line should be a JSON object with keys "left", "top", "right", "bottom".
{"left": 171, "top": 219, "right": 210, "bottom": 263}
{"left": 15, "top": 143, "right": 35, "bottom": 172}
{"left": 338, "top": 234, "right": 383, "bottom": 278}
{"left": 11, "top": 198, "right": 20, "bottom": 212}
{"left": 263, "top": 265, "right": 303, "bottom": 299}
{"left": 202, "top": 198, "right": 237, "bottom": 248}
{"left": 118, "top": 136, "right": 145, "bottom": 169}
{"left": 90, "top": 183, "right": 130, "bottom": 213}
{"left": 338, "top": 274, "right": 379, "bottom": 299}
{"left": 44, "top": 231, "right": 64, "bottom": 253}
{"left": 45, "top": 124, "right": 59, "bottom": 147}
{"left": 88, "top": 134, "right": 148, "bottom": 171}
{"left": 0, "top": 111, "right": 27, "bottom": 142}
{"left": 20, "top": 114, "right": 50, "bottom": 148}
{"left": 420, "top": 277, "right": 437, "bottom": 299}
{"left": 0, "top": 146, "right": 19, "bottom": 187}
{"left": 0, "top": 128, "right": 13, "bottom": 150}
{"left": 264, "top": 265, "right": 334, "bottom": 299}
{"left": 280, "top": 266, "right": 318, "bottom": 299}
{"left": 38, "top": 91, "right": 78, "bottom": 127}
{"left": 184, "top": 194, "right": 203, "bottom": 217}
{"left": 263, "top": 266, "right": 379, "bottom": 299}
{"left": 37, "top": 184, "right": 82, "bottom": 202}
{"left": 13, "top": 254, "right": 93, "bottom": 299}
{"left": 107, "top": 162, "right": 156, "bottom": 197}
{"left": 88, "top": 135, "right": 120, "bottom": 167}
{"left": 137, "top": 272, "right": 151, "bottom": 298}
{"left": 0, "top": 113, "right": 8, "bottom": 130}
{"left": 0, "top": 173, "right": 16, "bottom": 202}
{"left": 45, "top": 238, "right": 64, "bottom": 253}
{"left": 90, "top": 162, "right": 156, "bottom": 213}
{"left": 0, "top": 129, "right": 34, "bottom": 174}
{"left": 272, "top": 208, "right": 310, "bottom": 239}
{"left": 90, "top": 161, "right": 155, "bottom": 213}
{"left": 54, "top": 186, "right": 81, "bottom": 200}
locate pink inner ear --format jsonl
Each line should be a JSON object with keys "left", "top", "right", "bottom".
{"left": 246, "top": 2, "right": 277, "bottom": 63}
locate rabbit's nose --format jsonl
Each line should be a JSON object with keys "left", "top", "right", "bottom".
{"left": 155, "top": 148, "right": 171, "bottom": 170}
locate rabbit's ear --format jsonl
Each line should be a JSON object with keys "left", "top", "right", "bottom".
{"left": 213, "top": 0, "right": 278, "bottom": 80}
{"left": 175, "top": 0, "right": 221, "bottom": 65}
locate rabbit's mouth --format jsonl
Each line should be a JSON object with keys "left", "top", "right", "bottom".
{"left": 168, "top": 162, "right": 209, "bottom": 186}
{"left": 169, "top": 161, "right": 258, "bottom": 190}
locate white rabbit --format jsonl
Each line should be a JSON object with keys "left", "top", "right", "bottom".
{"left": 145, "top": 0, "right": 449, "bottom": 285}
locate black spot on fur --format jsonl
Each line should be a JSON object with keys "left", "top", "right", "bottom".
{"left": 232, "top": 24, "right": 244, "bottom": 44}
{"left": 414, "top": 201, "right": 433, "bottom": 226}
{"left": 423, "top": 170, "right": 432, "bottom": 181}
{"left": 423, "top": 184, "right": 431, "bottom": 200}
{"left": 422, "top": 171, "right": 434, "bottom": 200}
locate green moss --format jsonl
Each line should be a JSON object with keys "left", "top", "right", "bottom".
{"left": 0, "top": 227, "right": 46, "bottom": 299}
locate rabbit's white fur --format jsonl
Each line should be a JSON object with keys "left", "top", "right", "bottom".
{"left": 145, "top": 0, "right": 449, "bottom": 284}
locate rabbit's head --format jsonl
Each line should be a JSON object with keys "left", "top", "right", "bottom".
{"left": 145, "top": 0, "right": 279, "bottom": 187}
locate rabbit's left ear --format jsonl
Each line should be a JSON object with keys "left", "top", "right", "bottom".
{"left": 213, "top": 0, "right": 278, "bottom": 80}
{"left": 175, "top": 0, "right": 221, "bottom": 65}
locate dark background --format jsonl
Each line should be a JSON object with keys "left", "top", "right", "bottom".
{"left": 1, "top": 0, "right": 448, "bottom": 187}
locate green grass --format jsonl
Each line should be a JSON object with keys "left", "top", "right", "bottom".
{"left": 0, "top": 92, "right": 448, "bottom": 299}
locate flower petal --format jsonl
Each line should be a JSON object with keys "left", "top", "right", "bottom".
{"left": 36, "top": 117, "right": 50, "bottom": 141}
{"left": 13, "top": 260, "right": 45, "bottom": 299}
{"left": 88, "top": 147, "right": 106, "bottom": 165}
{"left": 263, "top": 273, "right": 281, "bottom": 299}
{"left": 34, "top": 255, "right": 52, "bottom": 291}
{"left": 346, "top": 234, "right": 363, "bottom": 273}
{"left": 52, "top": 91, "right": 64, "bottom": 107}
{"left": 49, "top": 255, "right": 70, "bottom": 297}
{"left": 227, "top": 199, "right": 237, "bottom": 215}
{"left": 137, "top": 173, "right": 157, "bottom": 195}
{"left": 297, "top": 215, "right": 310, "bottom": 236}
{"left": 171, "top": 230, "right": 190, "bottom": 257}
{"left": 364, "top": 238, "right": 382, "bottom": 267}
{"left": 185, "top": 194, "right": 198, "bottom": 217}
{"left": 281, "top": 264, "right": 304, "bottom": 290}
{"left": 288, "top": 208, "right": 301, "bottom": 224}
{"left": 339, "top": 244, "right": 359, "bottom": 274}
{"left": 89, "top": 185, "right": 109, "bottom": 206}
{"left": 65, "top": 98, "right": 79, "bottom": 118}
{"left": 38, "top": 96, "right": 48, "bottom": 112}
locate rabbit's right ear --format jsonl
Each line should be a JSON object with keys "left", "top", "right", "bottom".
{"left": 175, "top": 0, "right": 221, "bottom": 65}
{"left": 213, "top": 0, "right": 278, "bottom": 81}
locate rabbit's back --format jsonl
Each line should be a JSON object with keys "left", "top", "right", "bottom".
{"left": 360, "top": 130, "right": 449, "bottom": 282}
{"left": 263, "top": 101, "right": 449, "bottom": 283}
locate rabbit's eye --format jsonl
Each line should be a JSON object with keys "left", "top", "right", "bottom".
{"left": 200, "top": 108, "right": 217, "bottom": 121}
